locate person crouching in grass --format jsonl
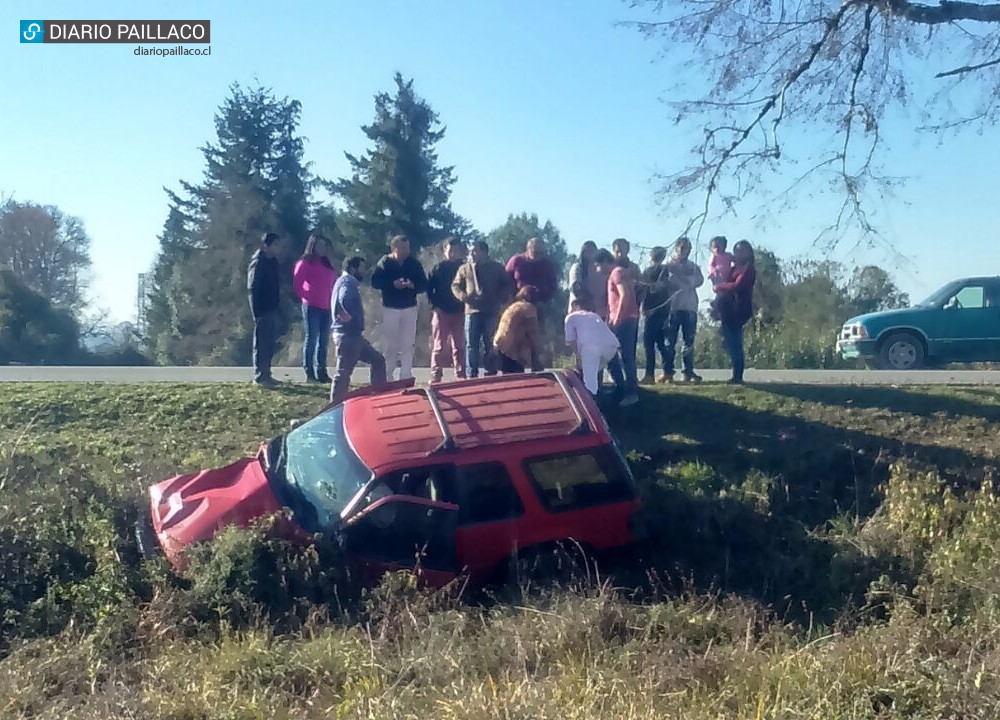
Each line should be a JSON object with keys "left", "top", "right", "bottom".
{"left": 564, "top": 297, "right": 626, "bottom": 399}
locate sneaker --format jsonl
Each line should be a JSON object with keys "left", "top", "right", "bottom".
{"left": 727, "top": 377, "right": 744, "bottom": 385}
{"left": 684, "top": 373, "right": 703, "bottom": 384}
{"left": 639, "top": 375, "right": 656, "bottom": 386}
{"left": 619, "top": 393, "right": 639, "bottom": 408}
{"left": 658, "top": 373, "right": 675, "bottom": 384}
{"left": 316, "top": 372, "right": 332, "bottom": 384}
{"left": 253, "top": 376, "right": 278, "bottom": 388}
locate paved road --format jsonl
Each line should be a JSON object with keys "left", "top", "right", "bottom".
{"left": 0, "top": 366, "right": 996, "bottom": 385}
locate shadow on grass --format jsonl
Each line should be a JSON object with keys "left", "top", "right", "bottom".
{"left": 759, "top": 383, "right": 1000, "bottom": 422}
{"left": 592, "top": 387, "right": 998, "bottom": 623}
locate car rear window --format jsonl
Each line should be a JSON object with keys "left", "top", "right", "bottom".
{"left": 524, "top": 446, "right": 635, "bottom": 512}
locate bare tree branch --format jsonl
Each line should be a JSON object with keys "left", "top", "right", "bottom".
{"left": 935, "top": 54, "right": 1000, "bottom": 77}
{"left": 885, "top": 0, "right": 1000, "bottom": 25}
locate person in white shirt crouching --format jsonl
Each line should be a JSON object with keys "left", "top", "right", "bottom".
{"left": 564, "top": 297, "right": 628, "bottom": 402}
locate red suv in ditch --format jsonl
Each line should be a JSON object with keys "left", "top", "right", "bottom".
{"left": 146, "top": 370, "right": 641, "bottom": 586}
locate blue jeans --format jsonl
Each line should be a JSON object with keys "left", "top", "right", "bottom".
{"left": 664, "top": 310, "right": 697, "bottom": 377}
{"left": 466, "top": 312, "right": 498, "bottom": 377}
{"left": 721, "top": 321, "right": 746, "bottom": 381}
{"left": 612, "top": 317, "right": 639, "bottom": 392}
{"left": 302, "top": 303, "right": 331, "bottom": 377}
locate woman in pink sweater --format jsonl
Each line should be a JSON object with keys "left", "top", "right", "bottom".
{"left": 293, "top": 234, "right": 338, "bottom": 382}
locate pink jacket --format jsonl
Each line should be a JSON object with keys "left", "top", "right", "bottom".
{"left": 293, "top": 258, "right": 338, "bottom": 311}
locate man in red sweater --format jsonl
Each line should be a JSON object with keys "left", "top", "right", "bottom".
{"left": 505, "top": 237, "right": 559, "bottom": 367}
{"left": 505, "top": 238, "right": 558, "bottom": 303}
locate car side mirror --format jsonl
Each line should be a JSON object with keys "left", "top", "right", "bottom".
{"left": 289, "top": 418, "right": 304, "bottom": 429}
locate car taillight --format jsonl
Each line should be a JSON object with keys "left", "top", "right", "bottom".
{"left": 856, "top": 325, "right": 868, "bottom": 338}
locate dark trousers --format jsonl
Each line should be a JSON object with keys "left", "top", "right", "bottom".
{"left": 664, "top": 310, "right": 698, "bottom": 377}
{"left": 329, "top": 333, "right": 387, "bottom": 405}
{"left": 612, "top": 317, "right": 639, "bottom": 392}
{"left": 721, "top": 321, "right": 746, "bottom": 381}
{"left": 499, "top": 353, "right": 525, "bottom": 373}
{"left": 302, "top": 304, "right": 332, "bottom": 377}
{"left": 466, "top": 311, "right": 498, "bottom": 377}
{"left": 643, "top": 310, "right": 669, "bottom": 377}
{"left": 252, "top": 311, "right": 279, "bottom": 382}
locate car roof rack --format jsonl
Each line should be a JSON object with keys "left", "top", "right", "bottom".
{"left": 404, "top": 386, "right": 456, "bottom": 455}
{"left": 539, "top": 370, "right": 591, "bottom": 436}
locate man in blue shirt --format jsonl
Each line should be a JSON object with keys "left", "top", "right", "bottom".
{"left": 329, "top": 256, "right": 387, "bottom": 405}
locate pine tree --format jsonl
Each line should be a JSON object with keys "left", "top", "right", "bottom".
{"left": 334, "top": 74, "right": 461, "bottom": 258}
{"left": 144, "top": 83, "right": 314, "bottom": 364}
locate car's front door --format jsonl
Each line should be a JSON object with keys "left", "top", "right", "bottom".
{"left": 342, "top": 495, "right": 458, "bottom": 586}
{"left": 937, "top": 281, "right": 1000, "bottom": 361}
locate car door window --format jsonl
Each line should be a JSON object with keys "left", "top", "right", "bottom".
{"left": 524, "top": 447, "right": 635, "bottom": 512}
{"left": 947, "top": 285, "right": 985, "bottom": 310}
{"left": 344, "top": 497, "right": 457, "bottom": 571}
{"left": 454, "top": 463, "right": 523, "bottom": 525}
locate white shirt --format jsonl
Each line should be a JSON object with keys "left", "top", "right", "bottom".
{"left": 564, "top": 310, "right": 620, "bottom": 354}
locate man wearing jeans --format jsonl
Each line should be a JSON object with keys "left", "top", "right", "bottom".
{"left": 370, "top": 234, "right": 427, "bottom": 380}
{"left": 246, "top": 232, "right": 285, "bottom": 387}
{"left": 452, "top": 240, "right": 511, "bottom": 377}
{"left": 329, "top": 256, "right": 387, "bottom": 406}
{"left": 663, "top": 236, "right": 704, "bottom": 383}
{"left": 607, "top": 239, "right": 641, "bottom": 407}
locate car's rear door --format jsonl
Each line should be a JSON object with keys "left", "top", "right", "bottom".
{"left": 449, "top": 461, "right": 527, "bottom": 579}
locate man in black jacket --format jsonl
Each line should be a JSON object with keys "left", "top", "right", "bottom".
{"left": 426, "top": 237, "right": 467, "bottom": 382}
{"left": 370, "top": 234, "right": 427, "bottom": 380}
{"left": 247, "top": 232, "right": 285, "bottom": 386}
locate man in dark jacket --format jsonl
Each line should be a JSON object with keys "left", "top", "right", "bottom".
{"left": 640, "top": 246, "right": 671, "bottom": 384}
{"left": 329, "top": 256, "right": 387, "bottom": 405}
{"left": 247, "top": 232, "right": 285, "bottom": 386}
{"left": 452, "top": 240, "right": 512, "bottom": 377}
{"left": 426, "top": 237, "right": 467, "bottom": 382}
{"left": 370, "top": 234, "right": 427, "bottom": 380}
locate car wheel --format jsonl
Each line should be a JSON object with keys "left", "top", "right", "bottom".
{"left": 506, "top": 541, "right": 594, "bottom": 593}
{"left": 878, "top": 332, "right": 925, "bottom": 371}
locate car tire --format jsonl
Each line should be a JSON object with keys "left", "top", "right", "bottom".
{"left": 878, "top": 332, "right": 925, "bottom": 371}
{"left": 505, "top": 540, "right": 594, "bottom": 593}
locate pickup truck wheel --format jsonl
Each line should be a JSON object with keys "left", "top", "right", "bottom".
{"left": 878, "top": 332, "right": 925, "bottom": 371}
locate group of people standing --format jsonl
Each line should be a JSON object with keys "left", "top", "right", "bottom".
{"left": 246, "top": 229, "right": 757, "bottom": 407}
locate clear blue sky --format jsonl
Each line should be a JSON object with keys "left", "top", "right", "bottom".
{"left": 3, "top": 0, "right": 999, "bottom": 322}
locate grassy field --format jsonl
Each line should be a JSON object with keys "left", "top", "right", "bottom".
{"left": 2, "top": 380, "right": 1000, "bottom": 718}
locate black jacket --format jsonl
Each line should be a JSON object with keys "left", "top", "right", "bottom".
{"left": 426, "top": 259, "right": 464, "bottom": 314}
{"left": 247, "top": 249, "right": 280, "bottom": 318}
{"left": 370, "top": 255, "right": 427, "bottom": 309}
{"left": 641, "top": 264, "right": 672, "bottom": 316}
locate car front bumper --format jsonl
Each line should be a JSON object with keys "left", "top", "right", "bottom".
{"left": 836, "top": 338, "right": 877, "bottom": 359}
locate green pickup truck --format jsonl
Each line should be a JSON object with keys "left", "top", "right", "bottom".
{"left": 837, "top": 277, "right": 1000, "bottom": 370}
